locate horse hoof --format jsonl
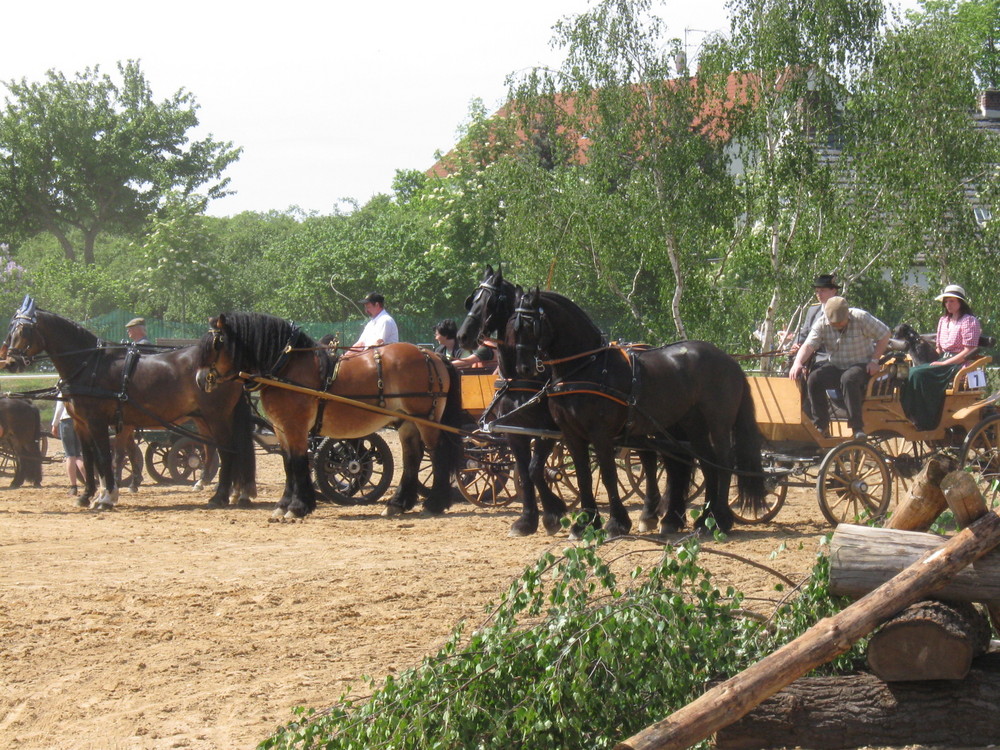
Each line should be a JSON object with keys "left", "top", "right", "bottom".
{"left": 193, "top": 481, "right": 204, "bottom": 491}
{"left": 637, "top": 515, "right": 658, "bottom": 534}
{"left": 542, "top": 514, "right": 564, "bottom": 536}
{"left": 206, "top": 500, "right": 226, "bottom": 509}
{"left": 75, "top": 496, "right": 90, "bottom": 509}
{"left": 605, "top": 520, "right": 632, "bottom": 539}
{"left": 270, "top": 507, "right": 285, "bottom": 521}
{"left": 283, "top": 510, "right": 304, "bottom": 522}
{"left": 235, "top": 497, "right": 254, "bottom": 509}
{"left": 508, "top": 518, "right": 538, "bottom": 537}
{"left": 381, "top": 503, "right": 404, "bottom": 518}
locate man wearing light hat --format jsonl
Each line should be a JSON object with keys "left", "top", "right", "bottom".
{"left": 789, "top": 296, "right": 891, "bottom": 440}
{"left": 349, "top": 293, "right": 399, "bottom": 353}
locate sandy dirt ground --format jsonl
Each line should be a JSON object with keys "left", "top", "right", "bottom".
{"left": 0, "top": 432, "right": 974, "bottom": 750}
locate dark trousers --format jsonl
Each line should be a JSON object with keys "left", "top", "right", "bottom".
{"left": 807, "top": 362, "right": 869, "bottom": 432}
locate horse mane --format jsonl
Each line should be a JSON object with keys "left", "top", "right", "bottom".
{"left": 205, "top": 312, "right": 317, "bottom": 372}
{"left": 36, "top": 309, "right": 100, "bottom": 350}
{"left": 536, "top": 290, "right": 606, "bottom": 348}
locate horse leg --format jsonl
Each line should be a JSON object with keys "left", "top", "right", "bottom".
{"left": 593, "top": 440, "right": 631, "bottom": 538}
{"left": 10, "top": 439, "right": 25, "bottom": 487}
{"left": 564, "top": 438, "right": 601, "bottom": 540}
{"left": 636, "top": 450, "right": 662, "bottom": 533}
{"left": 509, "top": 435, "right": 539, "bottom": 536}
{"left": 76, "top": 432, "right": 98, "bottom": 508}
{"left": 692, "top": 435, "right": 735, "bottom": 534}
{"left": 90, "top": 428, "right": 119, "bottom": 511}
{"left": 383, "top": 423, "right": 423, "bottom": 516}
{"left": 128, "top": 437, "right": 143, "bottom": 492}
{"left": 530, "top": 438, "right": 568, "bottom": 535}
{"left": 659, "top": 455, "right": 694, "bottom": 535}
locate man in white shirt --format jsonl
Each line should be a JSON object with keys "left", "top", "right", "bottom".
{"left": 350, "top": 293, "right": 399, "bottom": 352}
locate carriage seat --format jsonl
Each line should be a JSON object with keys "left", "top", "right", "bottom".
{"left": 946, "top": 355, "right": 992, "bottom": 395}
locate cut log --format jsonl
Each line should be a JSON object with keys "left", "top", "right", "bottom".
{"left": 828, "top": 524, "right": 1000, "bottom": 604}
{"left": 613, "top": 513, "right": 1000, "bottom": 750}
{"left": 943, "top": 469, "right": 990, "bottom": 529}
{"left": 886, "top": 456, "right": 951, "bottom": 532}
{"left": 715, "top": 653, "right": 1000, "bottom": 750}
{"left": 866, "top": 599, "right": 991, "bottom": 681}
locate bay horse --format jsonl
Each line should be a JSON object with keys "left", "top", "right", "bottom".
{"left": 0, "top": 397, "right": 43, "bottom": 487}
{"left": 512, "top": 288, "right": 766, "bottom": 537}
{"left": 195, "top": 311, "right": 464, "bottom": 520}
{"left": 0, "top": 298, "right": 255, "bottom": 510}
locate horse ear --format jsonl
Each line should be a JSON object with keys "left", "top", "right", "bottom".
{"left": 485, "top": 264, "right": 494, "bottom": 279}
{"left": 211, "top": 314, "right": 224, "bottom": 330}
{"left": 496, "top": 262, "right": 503, "bottom": 280}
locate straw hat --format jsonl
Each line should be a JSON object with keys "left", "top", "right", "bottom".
{"left": 935, "top": 284, "right": 968, "bottom": 303}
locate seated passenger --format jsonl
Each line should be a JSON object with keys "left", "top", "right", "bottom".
{"left": 789, "top": 296, "right": 891, "bottom": 441}
{"left": 900, "top": 284, "right": 981, "bottom": 431}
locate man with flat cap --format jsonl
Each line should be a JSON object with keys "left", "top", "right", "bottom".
{"left": 349, "top": 293, "right": 399, "bottom": 353}
{"left": 125, "top": 317, "right": 154, "bottom": 350}
{"left": 789, "top": 296, "right": 891, "bottom": 440}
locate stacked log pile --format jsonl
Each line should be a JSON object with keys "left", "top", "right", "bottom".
{"left": 615, "top": 459, "right": 1000, "bottom": 750}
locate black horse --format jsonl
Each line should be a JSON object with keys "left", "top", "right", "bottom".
{"left": 0, "top": 298, "right": 255, "bottom": 510}
{"left": 511, "top": 288, "right": 766, "bottom": 537}
{"left": 0, "top": 397, "right": 43, "bottom": 487}
{"left": 890, "top": 323, "right": 937, "bottom": 366}
{"left": 456, "top": 265, "right": 567, "bottom": 536}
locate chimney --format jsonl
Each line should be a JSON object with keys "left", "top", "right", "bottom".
{"left": 980, "top": 89, "right": 1000, "bottom": 118}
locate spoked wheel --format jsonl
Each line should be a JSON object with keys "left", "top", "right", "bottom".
{"left": 0, "top": 441, "right": 20, "bottom": 483}
{"left": 624, "top": 449, "right": 703, "bottom": 503}
{"left": 144, "top": 441, "right": 173, "bottom": 484}
{"left": 730, "top": 457, "right": 787, "bottom": 524}
{"left": 959, "top": 414, "right": 1000, "bottom": 509}
{"left": 543, "top": 442, "right": 580, "bottom": 509}
{"left": 457, "top": 437, "right": 520, "bottom": 508}
{"left": 312, "top": 434, "right": 394, "bottom": 505}
{"left": 167, "top": 438, "right": 213, "bottom": 485}
{"left": 870, "top": 431, "right": 928, "bottom": 504}
{"left": 817, "top": 441, "right": 892, "bottom": 526}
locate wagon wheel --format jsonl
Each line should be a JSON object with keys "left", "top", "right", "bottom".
{"left": 816, "top": 441, "right": 892, "bottom": 526}
{"left": 870, "top": 431, "right": 928, "bottom": 504}
{"left": 312, "top": 434, "right": 394, "bottom": 505}
{"left": 959, "top": 413, "right": 1000, "bottom": 509}
{"left": 457, "top": 436, "right": 520, "bottom": 508}
{"left": 167, "top": 438, "right": 211, "bottom": 485}
{"left": 0, "top": 440, "right": 20, "bottom": 482}
{"left": 730, "top": 456, "right": 786, "bottom": 524}
{"left": 624, "top": 449, "right": 704, "bottom": 503}
{"left": 144, "top": 441, "right": 173, "bottom": 484}
{"left": 543, "top": 442, "right": 580, "bottom": 508}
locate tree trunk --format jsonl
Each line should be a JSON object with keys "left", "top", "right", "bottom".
{"left": 866, "top": 599, "right": 991, "bottom": 681}
{"left": 828, "top": 523, "right": 1000, "bottom": 604}
{"left": 613, "top": 513, "right": 1000, "bottom": 750}
{"left": 714, "top": 653, "right": 1000, "bottom": 749}
{"left": 886, "top": 456, "right": 951, "bottom": 531}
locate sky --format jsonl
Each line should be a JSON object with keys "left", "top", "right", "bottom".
{"left": 3, "top": 0, "right": 917, "bottom": 218}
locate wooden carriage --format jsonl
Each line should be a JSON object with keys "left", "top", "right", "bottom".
{"left": 746, "top": 353, "right": 999, "bottom": 526}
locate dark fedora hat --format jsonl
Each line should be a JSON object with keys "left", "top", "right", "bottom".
{"left": 360, "top": 292, "right": 385, "bottom": 305}
{"left": 812, "top": 274, "right": 840, "bottom": 290}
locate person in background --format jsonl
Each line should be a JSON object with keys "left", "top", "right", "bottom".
{"left": 901, "top": 284, "right": 982, "bottom": 431}
{"left": 125, "top": 317, "right": 153, "bottom": 348}
{"left": 51, "top": 392, "right": 85, "bottom": 498}
{"left": 789, "top": 274, "right": 841, "bottom": 421}
{"left": 788, "top": 296, "right": 891, "bottom": 441}
{"left": 349, "top": 293, "right": 399, "bottom": 353}
{"left": 432, "top": 319, "right": 466, "bottom": 361}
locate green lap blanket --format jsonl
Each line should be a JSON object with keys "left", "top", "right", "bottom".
{"left": 900, "top": 361, "right": 961, "bottom": 431}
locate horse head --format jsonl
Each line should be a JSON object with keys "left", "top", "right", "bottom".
{"left": 2, "top": 295, "right": 42, "bottom": 372}
{"left": 197, "top": 314, "right": 240, "bottom": 392}
{"left": 457, "top": 264, "right": 516, "bottom": 350}
{"left": 511, "top": 287, "right": 548, "bottom": 377}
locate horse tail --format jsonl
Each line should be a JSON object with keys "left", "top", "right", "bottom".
{"left": 230, "top": 392, "right": 257, "bottom": 497}
{"left": 733, "top": 376, "right": 767, "bottom": 508}
{"left": 437, "top": 360, "right": 465, "bottom": 479}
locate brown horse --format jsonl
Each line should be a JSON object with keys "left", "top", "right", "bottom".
{"left": 0, "top": 397, "right": 43, "bottom": 487}
{"left": 195, "top": 312, "right": 464, "bottom": 520}
{"left": 0, "top": 297, "right": 255, "bottom": 510}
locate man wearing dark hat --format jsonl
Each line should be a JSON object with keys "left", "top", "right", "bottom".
{"left": 350, "top": 293, "right": 399, "bottom": 352}
{"left": 789, "top": 296, "right": 891, "bottom": 440}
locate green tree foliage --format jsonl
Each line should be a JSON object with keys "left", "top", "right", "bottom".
{"left": 0, "top": 61, "right": 241, "bottom": 264}
{"left": 917, "top": 0, "right": 1000, "bottom": 89}
{"left": 260, "top": 533, "right": 851, "bottom": 750}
